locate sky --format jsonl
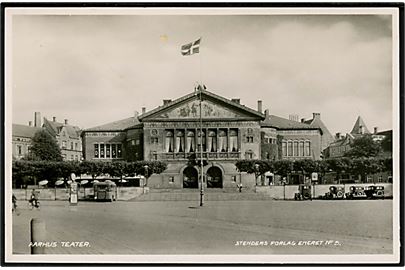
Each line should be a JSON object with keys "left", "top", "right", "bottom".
{"left": 10, "top": 11, "right": 394, "bottom": 135}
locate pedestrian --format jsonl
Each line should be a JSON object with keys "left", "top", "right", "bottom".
{"left": 29, "top": 189, "right": 39, "bottom": 208}
{"left": 12, "top": 194, "right": 17, "bottom": 212}
{"left": 238, "top": 183, "right": 243, "bottom": 193}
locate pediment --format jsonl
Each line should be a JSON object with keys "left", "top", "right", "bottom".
{"left": 140, "top": 91, "right": 264, "bottom": 121}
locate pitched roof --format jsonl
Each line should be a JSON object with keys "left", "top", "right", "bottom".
{"left": 261, "top": 115, "right": 319, "bottom": 130}
{"left": 139, "top": 88, "right": 265, "bottom": 120}
{"left": 12, "top": 124, "right": 41, "bottom": 138}
{"left": 350, "top": 116, "right": 370, "bottom": 135}
{"left": 43, "top": 118, "right": 81, "bottom": 139}
{"left": 85, "top": 116, "right": 140, "bottom": 132}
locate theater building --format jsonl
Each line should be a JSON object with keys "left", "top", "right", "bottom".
{"left": 81, "top": 88, "right": 329, "bottom": 189}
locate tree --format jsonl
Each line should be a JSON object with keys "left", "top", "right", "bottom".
{"left": 344, "top": 135, "right": 380, "bottom": 158}
{"left": 26, "top": 130, "right": 63, "bottom": 161}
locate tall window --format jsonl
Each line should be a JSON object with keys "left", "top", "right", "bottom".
{"left": 207, "top": 130, "right": 217, "bottom": 152}
{"left": 71, "top": 142, "right": 74, "bottom": 150}
{"left": 117, "top": 144, "right": 122, "bottom": 158}
{"left": 299, "top": 141, "right": 304, "bottom": 156}
{"left": 165, "top": 131, "right": 173, "bottom": 152}
{"left": 305, "top": 141, "right": 311, "bottom": 156}
{"left": 293, "top": 142, "right": 299, "bottom": 156}
{"left": 112, "top": 144, "right": 117, "bottom": 158}
{"left": 197, "top": 130, "right": 206, "bottom": 152}
{"left": 100, "top": 144, "right": 105, "bottom": 158}
{"left": 17, "top": 145, "right": 22, "bottom": 155}
{"left": 106, "top": 144, "right": 111, "bottom": 158}
{"left": 186, "top": 131, "right": 195, "bottom": 152}
{"left": 218, "top": 130, "right": 227, "bottom": 152}
{"left": 229, "top": 129, "right": 238, "bottom": 152}
{"left": 247, "top": 136, "right": 254, "bottom": 143}
{"left": 176, "top": 131, "right": 184, "bottom": 152}
{"left": 282, "top": 142, "right": 287, "bottom": 157}
{"left": 62, "top": 141, "right": 67, "bottom": 149}
{"left": 75, "top": 142, "right": 78, "bottom": 150}
{"left": 94, "top": 144, "right": 99, "bottom": 158}
{"left": 287, "top": 141, "right": 293, "bottom": 156}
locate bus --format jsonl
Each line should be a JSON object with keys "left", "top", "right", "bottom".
{"left": 93, "top": 181, "right": 117, "bottom": 202}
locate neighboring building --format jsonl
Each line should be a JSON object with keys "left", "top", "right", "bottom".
{"left": 324, "top": 116, "right": 392, "bottom": 159}
{"left": 302, "top": 113, "right": 335, "bottom": 152}
{"left": 12, "top": 123, "right": 41, "bottom": 160}
{"left": 43, "top": 116, "right": 82, "bottom": 161}
{"left": 325, "top": 116, "right": 371, "bottom": 159}
{"left": 81, "top": 88, "right": 328, "bottom": 189}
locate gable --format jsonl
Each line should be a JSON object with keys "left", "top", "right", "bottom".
{"left": 140, "top": 90, "right": 264, "bottom": 121}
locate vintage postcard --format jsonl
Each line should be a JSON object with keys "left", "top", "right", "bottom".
{"left": 2, "top": 3, "right": 403, "bottom": 265}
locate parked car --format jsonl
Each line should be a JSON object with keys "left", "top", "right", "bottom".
{"left": 365, "top": 186, "right": 385, "bottom": 199}
{"left": 346, "top": 186, "right": 367, "bottom": 200}
{"left": 323, "top": 186, "right": 345, "bottom": 199}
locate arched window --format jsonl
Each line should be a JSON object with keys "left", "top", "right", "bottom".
{"left": 176, "top": 131, "right": 185, "bottom": 152}
{"left": 165, "top": 131, "right": 173, "bottom": 153}
{"left": 186, "top": 131, "right": 195, "bottom": 152}
{"left": 197, "top": 130, "right": 206, "bottom": 152}
{"left": 218, "top": 130, "right": 227, "bottom": 152}
{"left": 229, "top": 129, "right": 238, "bottom": 152}
{"left": 207, "top": 130, "right": 217, "bottom": 152}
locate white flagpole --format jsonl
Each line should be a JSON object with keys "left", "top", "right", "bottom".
{"left": 199, "top": 37, "right": 204, "bottom": 207}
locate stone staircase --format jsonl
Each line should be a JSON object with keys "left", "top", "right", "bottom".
{"left": 129, "top": 188, "right": 272, "bottom": 201}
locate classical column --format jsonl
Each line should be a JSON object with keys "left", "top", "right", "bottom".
{"left": 173, "top": 128, "right": 177, "bottom": 158}
{"left": 185, "top": 128, "right": 188, "bottom": 153}
{"left": 227, "top": 128, "right": 230, "bottom": 153}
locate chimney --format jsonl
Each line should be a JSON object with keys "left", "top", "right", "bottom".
{"left": 312, "top": 113, "right": 321, "bottom": 119}
{"left": 301, "top": 118, "right": 306, "bottom": 123}
{"left": 231, "top": 98, "right": 240, "bottom": 104}
{"left": 289, "top": 114, "right": 299, "bottom": 122}
{"left": 257, "top": 100, "right": 262, "bottom": 113}
{"left": 28, "top": 121, "right": 32, "bottom": 127}
{"left": 64, "top": 119, "right": 68, "bottom": 125}
{"left": 335, "top": 132, "right": 341, "bottom": 139}
{"left": 34, "top": 112, "right": 41, "bottom": 127}
{"left": 142, "top": 107, "right": 146, "bottom": 114}
{"left": 264, "top": 109, "right": 269, "bottom": 119}
{"left": 53, "top": 116, "right": 56, "bottom": 122}
{"left": 163, "top": 99, "right": 171, "bottom": 105}
{"left": 374, "top": 127, "right": 378, "bottom": 134}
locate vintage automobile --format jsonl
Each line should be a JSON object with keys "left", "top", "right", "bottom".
{"left": 323, "top": 186, "right": 345, "bottom": 199}
{"left": 294, "top": 184, "right": 312, "bottom": 201}
{"left": 365, "top": 185, "right": 385, "bottom": 199}
{"left": 346, "top": 186, "right": 367, "bottom": 200}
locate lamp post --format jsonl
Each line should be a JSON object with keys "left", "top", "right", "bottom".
{"left": 143, "top": 165, "right": 149, "bottom": 187}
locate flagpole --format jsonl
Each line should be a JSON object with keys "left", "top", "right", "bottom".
{"left": 199, "top": 36, "right": 204, "bottom": 207}
{"left": 199, "top": 87, "right": 204, "bottom": 207}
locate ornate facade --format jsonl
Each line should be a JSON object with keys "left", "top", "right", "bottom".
{"left": 82, "top": 88, "right": 329, "bottom": 189}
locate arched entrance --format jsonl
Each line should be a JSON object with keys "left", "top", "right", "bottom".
{"left": 183, "top": 166, "right": 198, "bottom": 189}
{"left": 207, "top": 166, "right": 223, "bottom": 188}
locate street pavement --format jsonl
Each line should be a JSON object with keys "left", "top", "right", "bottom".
{"left": 12, "top": 199, "right": 393, "bottom": 255}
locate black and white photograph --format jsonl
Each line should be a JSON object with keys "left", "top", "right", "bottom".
{"left": 2, "top": 3, "right": 403, "bottom": 265}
